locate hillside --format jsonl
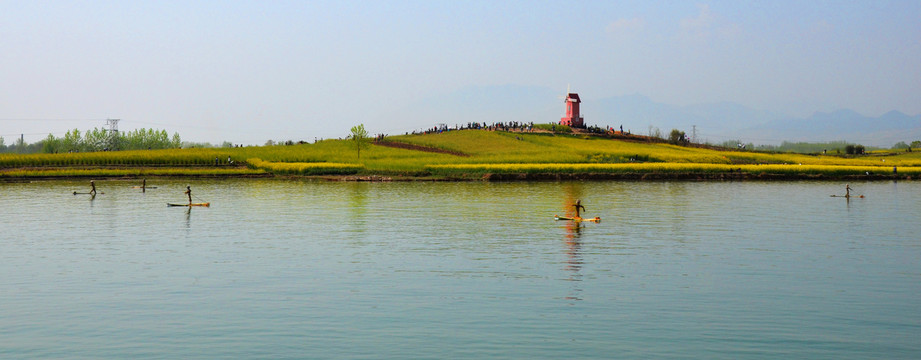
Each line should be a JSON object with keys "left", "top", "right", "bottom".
{"left": 3, "top": 128, "right": 921, "bottom": 180}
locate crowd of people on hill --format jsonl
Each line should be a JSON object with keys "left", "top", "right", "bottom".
{"left": 401, "top": 121, "right": 641, "bottom": 137}
{"left": 387, "top": 121, "right": 646, "bottom": 142}
{"left": 405, "top": 122, "right": 536, "bottom": 136}
{"left": 584, "top": 125, "right": 632, "bottom": 136}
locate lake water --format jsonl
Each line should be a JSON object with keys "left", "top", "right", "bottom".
{"left": 1, "top": 179, "right": 919, "bottom": 359}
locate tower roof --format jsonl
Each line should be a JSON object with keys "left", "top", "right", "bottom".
{"left": 566, "top": 93, "right": 581, "bottom": 102}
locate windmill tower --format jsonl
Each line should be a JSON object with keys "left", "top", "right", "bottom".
{"left": 559, "top": 87, "right": 584, "bottom": 128}
{"left": 106, "top": 118, "right": 120, "bottom": 150}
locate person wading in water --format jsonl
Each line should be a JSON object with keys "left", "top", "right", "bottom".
{"left": 89, "top": 180, "right": 97, "bottom": 196}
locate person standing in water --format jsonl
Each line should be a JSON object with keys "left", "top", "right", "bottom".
{"left": 573, "top": 200, "right": 586, "bottom": 218}
{"left": 845, "top": 184, "right": 851, "bottom": 198}
{"left": 184, "top": 185, "right": 192, "bottom": 205}
{"left": 89, "top": 180, "right": 97, "bottom": 196}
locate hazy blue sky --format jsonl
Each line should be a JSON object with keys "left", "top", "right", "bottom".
{"left": 2, "top": 0, "right": 919, "bottom": 144}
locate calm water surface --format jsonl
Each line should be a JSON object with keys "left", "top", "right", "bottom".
{"left": 1, "top": 179, "right": 919, "bottom": 359}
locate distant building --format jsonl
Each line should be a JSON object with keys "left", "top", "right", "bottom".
{"left": 559, "top": 93, "right": 584, "bottom": 128}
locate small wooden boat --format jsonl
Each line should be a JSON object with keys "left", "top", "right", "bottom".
{"left": 830, "top": 195, "right": 864, "bottom": 198}
{"left": 73, "top": 192, "right": 103, "bottom": 195}
{"left": 554, "top": 215, "right": 601, "bottom": 222}
{"left": 167, "top": 203, "right": 210, "bottom": 207}
{"left": 132, "top": 186, "right": 158, "bottom": 189}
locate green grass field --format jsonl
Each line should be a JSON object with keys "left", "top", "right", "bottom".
{"left": 2, "top": 129, "right": 919, "bottom": 179}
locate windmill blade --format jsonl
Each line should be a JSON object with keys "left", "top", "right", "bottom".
{"left": 559, "top": 84, "right": 572, "bottom": 100}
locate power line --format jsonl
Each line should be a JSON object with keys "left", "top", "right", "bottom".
{"left": 0, "top": 132, "right": 65, "bottom": 137}
{"left": 0, "top": 118, "right": 105, "bottom": 122}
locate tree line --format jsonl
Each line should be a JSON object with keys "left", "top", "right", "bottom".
{"left": 0, "top": 128, "right": 181, "bottom": 154}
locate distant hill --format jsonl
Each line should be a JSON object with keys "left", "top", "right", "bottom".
{"left": 585, "top": 96, "right": 920, "bottom": 147}
{"left": 585, "top": 94, "right": 783, "bottom": 139}
{"left": 738, "top": 110, "right": 921, "bottom": 147}
{"left": 392, "top": 85, "right": 920, "bottom": 147}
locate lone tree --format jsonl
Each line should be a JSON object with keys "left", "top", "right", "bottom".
{"left": 350, "top": 124, "right": 370, "bottom": 160}
{"left": 668, "top": 129, "right": 687, "bottom": 145}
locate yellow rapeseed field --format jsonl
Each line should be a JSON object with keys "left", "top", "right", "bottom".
{"left": 246, "top": 158, "right": 364, "bottom": 175}
{"left": 426, "top": 162, "right": 921, "bottom": 176}
{"left": 0, "top": 167, "right": 264, "bottom": 177}
{"left": 4, "top": 128, "right": 919, "bottom": 177}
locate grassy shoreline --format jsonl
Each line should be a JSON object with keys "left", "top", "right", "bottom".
{"left": 2, "top": 129, "right": 918, "bottom": 181}
{"left": 4, "top": 171, "right": 913, "bottom": 183}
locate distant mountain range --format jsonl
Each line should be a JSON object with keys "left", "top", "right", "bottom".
{"left": 395, "top": 85, "right": 921, "bottom": 147}
{"left": 739, "top": 109, "right": 921, "bottom": 146}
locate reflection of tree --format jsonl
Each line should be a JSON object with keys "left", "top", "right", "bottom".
{"left": 348, "top": 182, "right": 369, "bottom": 234}
{"left": 349, "top": 182, "right": 368, "bottom": 212}
{"left": 663, "top": 182, "right": 691, "bottom": 236}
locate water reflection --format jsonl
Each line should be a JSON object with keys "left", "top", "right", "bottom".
{"left": 563, "top": 221, "right": 584, "bottom": 273}
{"left": 349, "top": 182, "right": 369, "bottom": 214}
{"left": 4, "top": 180, "right": 921, "bottom": 358}
{"left": 561, "top": 183, "right": 585, "bottom": 301}
{"left": 348, "top": 182, "right": 369, "bottom": 235}
{"left": 561, "top": 182, "right": 583, "bottom": 220}
{"left": 663, "top": 182, "right": 691, "bottom": 236}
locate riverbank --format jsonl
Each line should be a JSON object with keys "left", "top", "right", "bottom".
{"left": 8, "top": 171, "right": 912, "bottom": 183}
